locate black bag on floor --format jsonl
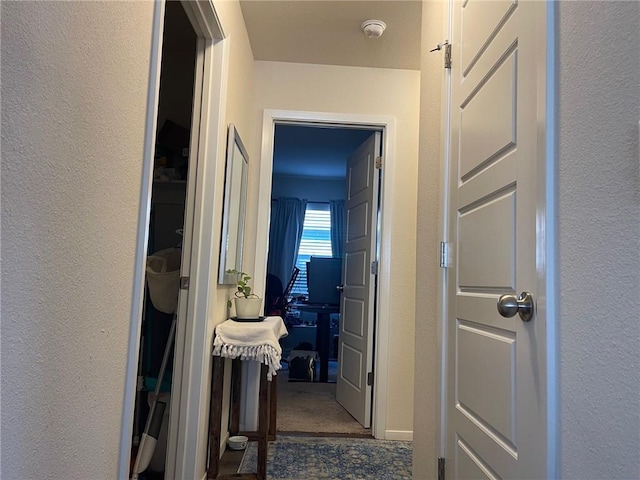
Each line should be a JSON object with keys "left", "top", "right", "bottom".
{"left": 289, "top": 354, "right": 315, "bottom": 382}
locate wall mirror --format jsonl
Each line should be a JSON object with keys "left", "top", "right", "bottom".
{"left": 218, "top": 124, "right": 249, "bottom": 284}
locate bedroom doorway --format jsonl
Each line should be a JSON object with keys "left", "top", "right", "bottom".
{"left": 267, "top": 124, "right": 377, "bottom": 435}
{"left": 248, "top": 109, "right": 398, "bottom": 438}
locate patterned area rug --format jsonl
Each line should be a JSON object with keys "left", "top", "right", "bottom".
{"left": 239, "top": 435, "right": 412, "bottom": 479}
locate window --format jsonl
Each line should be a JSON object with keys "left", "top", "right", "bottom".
{"left": 290, "top": 203, "right": 332, "bottom": 297}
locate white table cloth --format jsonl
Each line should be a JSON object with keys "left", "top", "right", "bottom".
{"left": 212, "top": 316, "right": 288, "bottom": 379}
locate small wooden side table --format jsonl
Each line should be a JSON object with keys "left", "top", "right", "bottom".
{"left": 207, "top": 317, "right": 286, "bottom": 480}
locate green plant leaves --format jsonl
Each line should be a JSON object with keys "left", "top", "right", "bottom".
{"left": 226, "top": 269, "right": 258, "bottom": 299}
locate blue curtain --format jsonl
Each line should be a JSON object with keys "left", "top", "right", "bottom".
{"left": 330, "top": 200, "right": 345, "bottom": 259}
{"left": 267, "top": 197, "right": 307, "bottom": 285}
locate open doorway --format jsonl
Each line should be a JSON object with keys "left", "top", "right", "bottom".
{"left": 121, "top": 1, "right": 227, "bottom": 478}
{"left": 265, "top": 124, "right": 380, "bottom": 436}
{"left": 129, "top": 2, "right": 197, "bottom": 478}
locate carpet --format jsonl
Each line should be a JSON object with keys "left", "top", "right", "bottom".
{"left": 277, "top": 363, "right": 370, "bottom": 435}
{"left": 238, "top": 435, "right": 412, "bottom": 480}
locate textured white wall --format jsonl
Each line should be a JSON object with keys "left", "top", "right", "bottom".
{"left": 251, "top": 61, "right": 420, "bottom": 433}
{"left": 206, "top": 0, "right": 257, "bottom": 449}
{"left": 558, "top": 2, "right": 640, "bottom": 479}
{"left": 413, "top": 1, "right": 444, "bottom": 477}
{"left": 210, "top": 0, "right": 256, "bottom": 323}
{"left": 1, "top": 2, "right": 154, "bottom": 479}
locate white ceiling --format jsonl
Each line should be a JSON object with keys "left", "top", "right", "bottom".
{"left": 239, "top": 0, "right": 423, "bottom": 70}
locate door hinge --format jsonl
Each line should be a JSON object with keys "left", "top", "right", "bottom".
{"left": 367, "top": 372, "right": 374, "bottom": 386}
{"left": 438, "top": 457, "right": 445, "bottom": 480}
{"left": 444, "top": 41, "right": 452, "bottom": 69}
{"left": 180, "top": 276, "right": 190, "bottom": 290}
{"left": 439, "top": 242, "right": 452, "bottom": 268}
{"left": 375, "top": 156, "right": 383, "bottom": 170}
{"left": 370, "top": 260, "right": 379, "bottom": 275}
{"left": 429, "top": 40, "right": 451, "bottom": 69}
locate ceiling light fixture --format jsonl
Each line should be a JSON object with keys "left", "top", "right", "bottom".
{"left": 361, "top": 20, "right": 386, "bottom": 39}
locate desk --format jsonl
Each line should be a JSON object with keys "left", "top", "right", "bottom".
{"left": 290, "top": 303, "right": 340, "bottom": 383}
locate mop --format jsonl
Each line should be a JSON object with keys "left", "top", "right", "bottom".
{"left": 131, "top": 247, "right": 181, "bottom": 479}
{"left": 131, "top": 314, "right": 176, "bottom": 480}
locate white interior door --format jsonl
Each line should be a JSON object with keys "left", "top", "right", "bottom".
{"left": 165, "top": 36, "right": 205, "bottom": 477}
{"left": 445, "top": 0, "right": 549, "bottom": 478}
{"left": 336, "top": 132, "right": 381, "bottom": 428}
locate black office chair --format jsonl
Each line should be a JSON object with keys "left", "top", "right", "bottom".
{"left": 264, "top": 267, "right": 300, "bottom": 317}
{"left": 265, "top": 274, "right": 284, "bottom": 316}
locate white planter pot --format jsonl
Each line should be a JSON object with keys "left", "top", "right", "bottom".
{"left": 234, "top": 297, "right": 263, "bottom": 319}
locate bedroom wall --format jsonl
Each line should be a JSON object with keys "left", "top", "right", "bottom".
{"left": 248, "top": 60, "right": 420, "bottom": 436}
{"left": 1, "top": 2, "right": 155, "bottom": 478}
{"left": 271, "top": 175, "right": 346, "bottom": 202}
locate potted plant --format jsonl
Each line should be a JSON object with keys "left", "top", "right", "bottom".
{"left": 226, "top": 269, "right": 263, "bottom": 319}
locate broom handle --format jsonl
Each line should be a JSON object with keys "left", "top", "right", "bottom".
{"left": 151, "top": 314, "right": 176, "bottom": 401}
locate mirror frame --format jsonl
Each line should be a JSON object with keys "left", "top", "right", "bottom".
{"left": 218, "top": 124, "right": 249, "bottom": 284}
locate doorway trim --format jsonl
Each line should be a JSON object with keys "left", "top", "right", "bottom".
{"left": 251, "top": 109, "right": 397, "bottom": 439}
{"left": 118, "top": 1, "right": 228, "bottom": 479}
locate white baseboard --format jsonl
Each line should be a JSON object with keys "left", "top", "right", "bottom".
{"left": 385, "top": 430, "right": 413, "bottom": 441}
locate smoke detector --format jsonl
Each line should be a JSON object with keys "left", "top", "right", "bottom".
{"left": 361, "top": 20, "right": 386, "bottom": 39}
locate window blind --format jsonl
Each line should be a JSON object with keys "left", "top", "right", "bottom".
{"left": 290, "top": 203, "right": 332, "bottom": 298}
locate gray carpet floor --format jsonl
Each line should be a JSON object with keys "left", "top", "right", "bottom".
{"left": 276, "top": 362, "right": 370, "bottom": 435}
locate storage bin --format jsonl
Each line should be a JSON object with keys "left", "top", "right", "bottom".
{"left": 146, "top": 248, "right": 181, "bottom": 314}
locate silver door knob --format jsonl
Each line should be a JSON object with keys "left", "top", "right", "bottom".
{"left": 336, "top": 284, "right": 344, "bottom": 292}
{"left": 497, "top": 292, "right": 534, "bottom": 322}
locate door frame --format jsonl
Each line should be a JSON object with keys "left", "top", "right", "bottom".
{"left": 118, "top": 1, "right": 229, "bottom": 479}
{"left": 437, "top": 0, "right": 559, "bottom": 476}
{"left": 251, "top": 109, "right": 396, "bottom": 439}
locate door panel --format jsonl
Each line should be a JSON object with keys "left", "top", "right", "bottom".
{"left": 342, "top": 298, "right": 365, "bottom": 337}
{"left": 458, "top": 192, "right": 515, "bottom": 289}
{"left": 340, "top": 344, "right": 363, "bottom": 389}
{"left": 456, "top": 438, "right": 498, "bottom": 480}
{"left": 336, "top": 132, "right": 381, "bottom": 428}
{"left": 460, "top": 0, "right": 516, "bottom": 76}
{"left": 347, "top": 149, "right": 372, "bottom": 199}
{"left": 457, "top": 322, "right": 516, "bottom": 443}
{"left": 346, "top": 203, "right": 370, "bottom": 241}
{"left": 345, "top": 251, "right": 367, "bottom": 286}
{"left": 446, "top": 0, "right": 548, "bottom": 478}
{"left": 459, "top": 53, "right": 516, "bottom": 178}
